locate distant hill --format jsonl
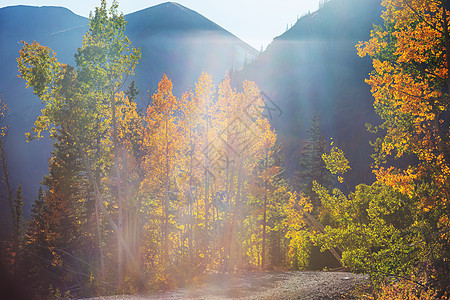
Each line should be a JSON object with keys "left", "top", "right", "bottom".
{"left": 124, "top": 2, "right": 257, "bottom": 96}
{"left": 0, "top": 2, "right": 257, "bottom": 217}
{"left": 233, "top": 0, "right": 383, "bottom": 186}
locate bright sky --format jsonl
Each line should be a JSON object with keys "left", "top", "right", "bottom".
{"left": 0, "top": 0, "right": 322, "bottom": 50}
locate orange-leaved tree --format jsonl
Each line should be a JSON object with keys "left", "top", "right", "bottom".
{"left": 140, "top": 74, "right": 185, "bottom": 284}
{"left": 357, "top": 0, "right": 450, "bottom": 293}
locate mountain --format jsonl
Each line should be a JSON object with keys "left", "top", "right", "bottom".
{"left": 233, "top": 0, "right": 383, "bottom": 186}
{"left": 0, "top": 2, "right": 257, "bottom": 218}
{"left": 124, "top": 2, "right": 257, "bottom": 95}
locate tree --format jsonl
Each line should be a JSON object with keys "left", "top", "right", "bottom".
{"left": 0, "top": 99, "right": 14, "bottom": 232}
{"left": 141, "top": 74, "right": 182, "bottom": 280}
{"left": 284, "top": 191, "right": 312, "bottom": 270}
{"left": 17, "top": 0, "right": 141, "bottom": 293}
{"left": 313, "top": 146, "right": 423, "bottom": 286}
{"left": 357, "top": 0, "right": 450, "bottom": 294}
{"left": 193, "top": 71, "right": 216, "bottom": 270}
{"left": 111, "top": 91, "right": 144, "bottom": 289}
{"left": 0, "top": 99, "right": 27, "bottom": 281}
{"left": 9, "top": 185, "right": 24, "bottom": 275}
{"left": 319, "top": 0, "right": 330, "bottom": 9}
{"left": 17, "top": 46, "right": 96, "bottom": 292}
{"left": 75, "top": 1, "right": 141, "bottom": 288}
{"left": 294, "top": 115, "right": 332, "bottom": 217}
{"left": 290, "top": 116, "right": 339, "bottom": 270}
{"left": 246, "top": 126, "right": 284, "bottom": 269}
{"left": 125, "top": 80, "right": 140, "bottom": 102}
{"left": 24, "top": 186, "right": 51, "bottom": 294}
{"left": 12, "top": 185, "right": 24, "bottom": 246}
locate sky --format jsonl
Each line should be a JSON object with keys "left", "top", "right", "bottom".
{"left": 0, "top": 0, "right": 322, "bottom": 49}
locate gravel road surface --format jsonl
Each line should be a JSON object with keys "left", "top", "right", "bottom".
{"left": 85, "top": 271, "right": 368, "bottom": 299}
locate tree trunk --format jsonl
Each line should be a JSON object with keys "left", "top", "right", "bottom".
{"left": 111, "top": 91, "right": 124, "bottom": 291}
{"left": 261, "top": 194, "right": 267, "bottom": 269}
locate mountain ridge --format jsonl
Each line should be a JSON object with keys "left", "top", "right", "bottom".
{"left": 126, "top": 2, "right": 226, "bottom": 33}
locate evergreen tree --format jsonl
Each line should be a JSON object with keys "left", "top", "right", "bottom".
{"left": 9, "top": 184, "right": 24, "bottom": 275}
{"left": 0, "top": 99, "right": 14, "bottom": 240}
{"left": 291, "top": 115, "right": 339, "bottom": 270}
{"left": 26, "top": 186, "right": 48, "bottom": 257}
{"left": 125, "top": 80, "right": 140, "bottom": 102}
{"left": 27, "top": 186, "right": 46, "bottom": 239}
{"left": 295, "top": 115, "right": 331, "bottom": 216}
{"left": 12, "top": 185, "right": 24, "bottom": 242}
{"left": 24, "top": 186, "right": 51, "bottom": 296}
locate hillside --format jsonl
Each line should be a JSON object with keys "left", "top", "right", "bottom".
{"left": 234, "top": 0, "right": 383, "bottom": 186}
{"left": 125, "top": 2, "right": 257, "bottom": 96}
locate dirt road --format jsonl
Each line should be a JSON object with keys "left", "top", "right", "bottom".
{"left": 87, "top": 271, "right": 368, "bottom": 299}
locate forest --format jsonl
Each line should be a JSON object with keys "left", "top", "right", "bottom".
{"left": 0, "top": 0, "right": 449, "bottom": 299}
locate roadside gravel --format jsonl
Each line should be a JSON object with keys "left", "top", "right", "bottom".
{"left": 85, "top": 271, "right": 368, "bottom": 300}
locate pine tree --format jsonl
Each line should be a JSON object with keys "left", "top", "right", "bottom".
{"left": 23, "top": 186, "right": 51, "bottom": 295}
{"left": 291, "top": 115, "right": 338, "bottom": 270}
{"left": 27, "top": 186, "right": 46, "bottom": 240}
{"left": 9, "top": 184, "right": 25, "bottom": 276}
{"left": 125, "top": 80, "right": 140, "bottom": 102}
{"left": 12, "top": 185, "right": 24, "bottom": 242}
{"left": 26, "top": 186, "right": 48, "bottom": 257}
{"left": 0, "top": 99, "right": 14, "bottom": 238}
{"left": 295, "top": 115, "right": 331, "bottom": 216}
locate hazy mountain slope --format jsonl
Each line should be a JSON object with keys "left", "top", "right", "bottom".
{"left": 124, "top": 2, "right": 257, "bottom": 96}
{"left": 0, "top": 2, "right": 256, "bottom": 218}
{"left": 234, "top": 0, "right": 383, "bottom": 186}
